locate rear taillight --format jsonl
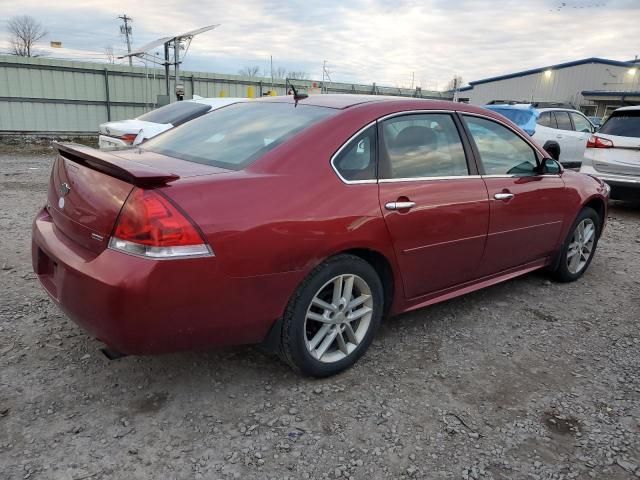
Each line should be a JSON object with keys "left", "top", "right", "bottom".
{"left": 108, "top": 188, "right": 212, "bottom": 259}
{"left": 119, "top": 133, "right": 139, "bottom": 144}
{"left": 586, "top": 135, "right": 614, "bottom": 148}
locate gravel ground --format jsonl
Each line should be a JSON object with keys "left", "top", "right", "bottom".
{"left": 1, "top": 151, "right": 639, "bottom": 480}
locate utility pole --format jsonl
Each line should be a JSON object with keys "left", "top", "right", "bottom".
{"left": 118, "top": 14, "right": 133, "bottom": 66}
{"left": 270, "top": 55, "right": 274, "bottom": 93}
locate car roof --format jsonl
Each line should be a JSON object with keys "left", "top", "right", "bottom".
{"left": 536, "top": 107, "right": 584, "bottom": 114}
{"left": 255, "top": 94, "right": 437, "bottom": 110}
{"left": 614, "top": 105, "right": 640, "bottom": 112}
{"left": 188, "top": 97, "right": 249, "bottom": 108}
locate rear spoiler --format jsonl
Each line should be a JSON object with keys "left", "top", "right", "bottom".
{"left": 54, "top": 142, "right": 179, "bottom": 187}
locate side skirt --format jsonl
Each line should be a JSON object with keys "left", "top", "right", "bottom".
{"left": 399, "top": 257, "right": 550, "bottom": 314}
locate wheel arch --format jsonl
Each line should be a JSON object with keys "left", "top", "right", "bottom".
{"left": 582, "top": 196, "right": 606, "bottom": 236}
{"left": 338, "top": 247, "right": 396, "bottom": 317}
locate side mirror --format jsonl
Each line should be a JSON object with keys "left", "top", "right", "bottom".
{"left": 540, "top": 157, "right": 561, "bottom": 174}
{"left": 542, "top": 140, "right": 561, "bottom": 161}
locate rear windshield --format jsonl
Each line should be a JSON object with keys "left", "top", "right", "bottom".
{"left": 137, "top": 101, "right": 211, "bottom": 126}
{"left": 598, "top": 110, "right": 640, "bottom": 138}
{"left": 141, "top": 102, "right": 337, "bottom": 169}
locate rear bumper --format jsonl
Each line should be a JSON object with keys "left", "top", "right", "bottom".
{"left": 32, "top": 208, "right": 301, "bottom": 355}
{"left": 580, "top": 165, "right": 640, "bottom": 198}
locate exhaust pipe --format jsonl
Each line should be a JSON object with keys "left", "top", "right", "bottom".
{"left": 101, "top": 347, "right": 127, "bottom": 360}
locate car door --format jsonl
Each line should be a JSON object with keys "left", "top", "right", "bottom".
{"left": 377, "top": 112, "right": 490, "bottom": 299}
{"left": 461, "top": 114, "right": 567, "bottom": 275}
{"left": 569, "top": 111, "right": 595, "bottom": 162}
{"left": 553, "top": 111, "right": 582, "bottom": 164}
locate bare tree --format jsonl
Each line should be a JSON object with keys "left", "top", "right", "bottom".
{"left": 446, "top": 75, "right": 464, "bottom": 91}
{"left": 7, "top": 15, "right": 47, "bottom": 57}
{"left": 272, "top": 66, "right": 287, "bottom": 79}
{"left": 287, "top": 71, "right": 309, "bottom": 80}
{"left": 238, "top": 65, "right": 261, "bottom": 77}
{"left": 104, "top": 46, "right": 116, "bottom": 64}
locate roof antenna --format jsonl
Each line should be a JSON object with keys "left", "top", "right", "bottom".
{"left": 289, "top": 81, "right": 308, "bottom": 106}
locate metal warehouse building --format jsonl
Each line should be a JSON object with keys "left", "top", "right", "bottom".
{"left": 459, "top": 57, "right": 640, "bottom": 118}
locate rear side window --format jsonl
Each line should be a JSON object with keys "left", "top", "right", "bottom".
{"left": 464, "top": 115, "right": 538, "bottom": 176}
{"left": 554, "top": 111, "right": 573, "bottom": 131}
{"left": 537, "top": 111, "right": 557, "bottom": 128}
{"left": 142, "top": 103, "right": 336, "bottom": 170}
{"left": 598, "top": 111, "right": 640, "bottom": 138}
{"left": 379, "top": 114, "right": 468, "bottom": 179}
{"left": 333, "top": 125, "right": 376, "bottom": 181}
{"left": 137, "top": 101, "right": 212, "bottom": 125}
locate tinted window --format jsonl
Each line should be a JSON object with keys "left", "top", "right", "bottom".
{"left": 137, "top": 101, "right": 211, "bottom": 125}
{"left": 598, "top": 110, "right": 640, "bottom": 138}
{"left": 537, "top": 111, "right": 556, "bottom": 128}
{"left": 142, "top": 103, "right": 336, "bottom": 169}
{"left": 554, "top": 111, "right": 573, "bottom": 131}
{"left": 570, "top": 113, "right": 593, "bottom": 133}
{"left": 464, "top": 116, "right": 538, "bottom": 176}
{"left": 380, "top": 114, "right": 468, "bottom": 179}
{"left": 333, "top": 126, "right": 376, "bottom": 181}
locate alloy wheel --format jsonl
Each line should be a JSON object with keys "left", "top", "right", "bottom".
{"left": 566, "top": 218, "right": 596, "bottom": 274}
{"left": 304, "top": 274, "right": 374, "bottom": 363}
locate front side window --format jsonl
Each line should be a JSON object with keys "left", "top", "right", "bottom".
{"left": 464, "top": 116, "right": 539, "bottom": 176}
{"left": 142, "top": 103, "right": 336, "bottom": 169}
{"left": 570, "top": 113, "right": 593, "bottom": 133}
{"left": 379, "top": 114, "right": 468, "bottom": 179}
{"left": 554, "top": 111, "right": 573, "bottom": 131}
{"left": 333, "top": 125, "right": 376, "bottom": 181}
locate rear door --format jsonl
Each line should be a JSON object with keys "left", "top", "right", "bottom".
{"left": 461, "top": 114, "right": 567, "bottom": 275}
{"left": 377, "top": 112, "right": 489, "bottom": 299}
{"left": 591, "top": 110, "right": 640, "bottom": 176}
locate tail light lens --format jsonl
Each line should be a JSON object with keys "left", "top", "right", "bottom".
{"left": 119, "top": 133, "right": 139, "bottom": 144}
{"left": 586, "top": 135, "right": 614, "bottom": 148}
{"left": 108, "top": 188, "right": 212, "bottom": 259}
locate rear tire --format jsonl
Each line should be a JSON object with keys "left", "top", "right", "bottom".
{"left": 279, "top": 254, "right": 384, "bottom": 377}
{"left": 551, "top": 207, "right": 600, "bottom": 282}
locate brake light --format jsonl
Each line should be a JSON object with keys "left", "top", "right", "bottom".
{"left": 119, "top": 133, "right": 139, "bottom": 144}
{"left": 586, "top": 135, "right": 614, "bottom": 148}
{"left": 108, "top": 188, "right": 212, "bottom": 259}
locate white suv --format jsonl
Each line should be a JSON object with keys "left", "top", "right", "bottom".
{"left": 534, "top": 108, "right": 596, "bottom": 168}
{"left": 580, "top": 106, "right": 640, "bottom": 200}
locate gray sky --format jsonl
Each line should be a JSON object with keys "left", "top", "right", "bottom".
{"left": 1, "top": 0, "right": 638, "bottom": 90}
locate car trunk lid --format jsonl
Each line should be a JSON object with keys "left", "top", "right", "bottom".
{"left": 47, "top": 143, "right": 224, "bottom": 254}
{"left": 591, "top": 133, "right": 640, "bottom": 176}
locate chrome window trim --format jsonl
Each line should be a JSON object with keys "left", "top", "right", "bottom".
{"left": 330, "top": 120, "right": 378, "bottom": 185}
{"left": 379, "top": 175, "right": 481, "bottom": 183}
{"left": 330, "top": 109, "right": 560, "bottom": 185}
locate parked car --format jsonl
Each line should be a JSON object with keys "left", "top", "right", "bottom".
{"left": 98, "top": 97, "right": 246, "bottom": 149}
{"left": 484, "top": 104, "right": 596, "bottom": 168}
{"left": 32, "top": 95, "right": 609, "bottom": 377}
{"left": 580, "top": 106, "right": 640, "bottom": 199}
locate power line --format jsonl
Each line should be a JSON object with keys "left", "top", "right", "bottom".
{"left": 117, "top": 14, "right": 133, "bottom": 66}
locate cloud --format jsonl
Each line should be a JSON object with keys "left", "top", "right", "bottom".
{"left": 1, "top": 0, "right": 638, "bottom": 89}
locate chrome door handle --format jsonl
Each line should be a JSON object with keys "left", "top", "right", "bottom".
{"left": 494, "top": 193, "right": 515, "bottom": 200}
{"left": 385, "top": 201, "right": 416, "bottom": 210}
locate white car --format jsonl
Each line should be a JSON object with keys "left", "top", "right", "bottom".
{"left": 580, "top": 106, "right": 640, "bottom": 200}
{"left": 534, "top": 108, "right": 596, "bottom": 168}
{"left": 484, "top": 104, "right": 596, "bottom": 168}
{"left": 98, "top": 97, "right": 246, "bottom": 150}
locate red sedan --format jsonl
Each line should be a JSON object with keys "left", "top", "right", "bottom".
{"left": 32, "top": 95, "right": 609, "bottom": 377}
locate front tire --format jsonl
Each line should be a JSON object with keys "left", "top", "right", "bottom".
{"left": 279, "top": 254, "right": 384, "bottom": 377}
{"left": 551, "top": 207, "right": 600, "bottom": 282}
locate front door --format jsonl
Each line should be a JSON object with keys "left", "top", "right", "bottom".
{"left": 461, "top": 114, "right": 567, "bottom": 275}
{"left": 377, "top": 112, "right": 489, "bottom": 299}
